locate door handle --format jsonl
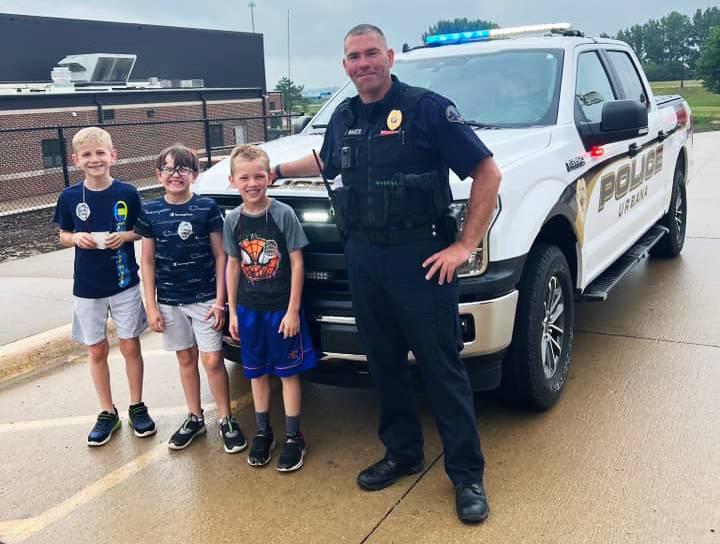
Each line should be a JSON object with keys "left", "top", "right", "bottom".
{"left": 628, "top": 143, "right": 640, "bottom": 157}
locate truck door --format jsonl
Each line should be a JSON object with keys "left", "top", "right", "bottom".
{"left": 573, "top": 49, "right": 626, "bottom": 284}
{"left": 603, "top": 49, "right": 670, "bottom": 238}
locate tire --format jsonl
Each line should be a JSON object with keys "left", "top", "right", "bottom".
{"left": 501, "top": 243, "right": 574, "bottom": 411}
{"left": 650, "top": 161, "right": 687, "bottom": 259}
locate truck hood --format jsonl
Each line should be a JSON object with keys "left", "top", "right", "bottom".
{"left": 195, "top": 127, "right": 551, "bottom": 198}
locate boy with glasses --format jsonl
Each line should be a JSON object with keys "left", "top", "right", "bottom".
{"left": 136, "top": 144, "right": 246, "bottom": 453}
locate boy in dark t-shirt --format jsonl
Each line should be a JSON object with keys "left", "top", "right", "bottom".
{"left": 54, "top": 126, "right": 155, "bottom": 446}
{"left": 225, "top": 144, "right": 316, "bottom": 472}
{"left": 136, "top": 144, "right": 246, "bottom": 454}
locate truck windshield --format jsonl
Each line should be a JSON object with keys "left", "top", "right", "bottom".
{"left": 307, "top": 48, "right": 564, "bottom": 131}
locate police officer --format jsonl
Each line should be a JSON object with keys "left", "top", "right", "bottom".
{"left": 272, "top": 24, "right": 501, "bottom": 523}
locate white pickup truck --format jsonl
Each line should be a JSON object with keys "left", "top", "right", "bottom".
{"left": 196, "top": 25, "right": 693, "bottom": 410}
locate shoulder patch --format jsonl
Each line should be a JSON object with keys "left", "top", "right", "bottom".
{"left": 446, "top": 105, "right": 464, "bottom": 124}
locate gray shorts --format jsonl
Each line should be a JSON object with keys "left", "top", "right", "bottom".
{"left": 159, "top": 300, "right": 223, "bottom": 353}
{"left": 72, "top": 284, "right": 148, "bottom": 346}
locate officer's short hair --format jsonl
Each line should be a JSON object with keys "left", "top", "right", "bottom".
{"left": 344, "top": 24, "right": 387, "bottom": 49}
{"left": 230, "top": 144, "right": 270, "bottom": 175}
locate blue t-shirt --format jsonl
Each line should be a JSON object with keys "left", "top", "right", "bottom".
{"left": 320, "top": 76, "right": 493, "bottom": 180}
{"left": 53, "top": 180, "right": 141, "bottom": 299}
{"left": 135, "top": 194, "right": 223, "bottom": 306}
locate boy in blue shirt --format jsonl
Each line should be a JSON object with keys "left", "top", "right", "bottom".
{"left": 136, "top": 144, "right": 246, "bottom": 454}
{"left": 225, "top": 144, "right": 317, "bottom": 472}
{"left": 54, "top": 126, "right": 156, "bottom": 446}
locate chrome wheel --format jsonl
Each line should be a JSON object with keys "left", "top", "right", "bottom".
{"left": 541, "top": 275, "right": 564, "bottom": 379}
{"left": 674, "top": 187, "right": 685, "bottom": 244}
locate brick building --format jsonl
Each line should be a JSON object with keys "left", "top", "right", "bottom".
{"left": 0, "top": 87, "right": 268, "bottom": 211}
{"left": 0, "top": 14, "right": 282, "bottom": 213}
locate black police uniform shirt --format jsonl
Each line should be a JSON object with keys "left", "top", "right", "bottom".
{"left": 319, "top": 75, "right": 493, "bottom": 182}
{"left": 54, "top": 179, "right": 141, "bottom": 299}
{"left": 135, "top": 194, "right": 223, "bottom": 306}
{"left": 223, "top": 199, "right": 309, "bottom": 312}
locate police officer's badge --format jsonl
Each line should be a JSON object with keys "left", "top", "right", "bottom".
{"left": 387, "top": 109, "right": 402, "bottom": 131}
{"left": 446, "top": 105, "right": 465, "bottom": 123}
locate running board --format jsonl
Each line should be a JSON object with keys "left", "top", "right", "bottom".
{"left": 580, "top": 225, "right": 669, "bottom": 302}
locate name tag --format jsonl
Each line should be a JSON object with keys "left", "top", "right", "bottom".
{"left": 346, "top": 128, "right": 365, "bottom": 136}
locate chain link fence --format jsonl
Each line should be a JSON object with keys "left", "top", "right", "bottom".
{"left": 0, "top": 111, "right": 300, "bottom": 262}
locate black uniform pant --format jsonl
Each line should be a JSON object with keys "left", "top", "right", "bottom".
{"left": 345, "top": 237, "right": 485, "bottom": 486}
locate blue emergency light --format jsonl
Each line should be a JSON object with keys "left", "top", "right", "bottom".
{"left": 424, "top": 23, "right": 572, "bottom": 46}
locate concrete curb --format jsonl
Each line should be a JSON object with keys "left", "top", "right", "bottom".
{"left": 0, "top": 321, "right": 118, "bottom": 385}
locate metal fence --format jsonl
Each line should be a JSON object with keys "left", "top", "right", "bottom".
{"left": 0, "top": 111, "right": 301, "bottom": 216}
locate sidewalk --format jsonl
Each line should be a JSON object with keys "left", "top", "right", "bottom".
{"left": 0, "top": 247, "right": 76, "bottom": 346}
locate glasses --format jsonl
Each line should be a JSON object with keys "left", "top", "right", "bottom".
{"left": 160, "top": 166, "right": 195, "bottom": 177}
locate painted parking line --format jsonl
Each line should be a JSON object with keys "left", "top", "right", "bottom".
{"left": 0, "top": 401, "right": 236, "bottom": 433}
{"left": 0, "top": 391, "right": 255, "bottom": 543}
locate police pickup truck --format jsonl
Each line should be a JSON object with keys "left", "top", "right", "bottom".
{"left": 196, "top": 23, "right": 693, "bottom": 410}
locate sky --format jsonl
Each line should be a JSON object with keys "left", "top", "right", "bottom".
{"left": 3, "top": 0, "right": 715, "bottom": 89}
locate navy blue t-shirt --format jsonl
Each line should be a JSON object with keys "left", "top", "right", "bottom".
{"left": 135, "top": 195, "right": 223, "bottom": 306}
{"left": 53, "top": 180, "right": 141, "bottom": 299}
{"left": 320, "top": 76, "right": 493, "bottom": 180}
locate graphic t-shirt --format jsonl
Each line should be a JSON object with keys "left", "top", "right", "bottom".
{"left": 53, "top": 180, "right": 141, "bottom": 299}
{"left": 223, "top": 199, "right": 308, "bottom": 311}
{"left": 135, "top": 194, "right": 223, "bottom": 306}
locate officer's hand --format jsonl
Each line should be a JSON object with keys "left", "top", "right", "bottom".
{"left": 269, "top": 166, "right": 279, "bottom": 185}
{"left": 422, "top": 241, "right": 473, "bottom": 285}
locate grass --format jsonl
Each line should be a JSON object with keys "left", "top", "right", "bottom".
{"left": 650, "top": 80, "right": 720, "bottom": 132}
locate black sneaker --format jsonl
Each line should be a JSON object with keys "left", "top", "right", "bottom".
{"left": 87, "top": 407, "right": 121, "bottom": 446}
{"left": 276, "top": 432, "right": 307, "bottom": 472}
{"left": 248, "top": 427, "right": 275, "bottom": 467}
{"left": 219, "top": 415, "right": 247, "bottom": 454}
{"left": 128, "top": 402, "right": 157, "bottom": 438}
{"left": 168, "top": 413, "right": 206, "bottom": 450}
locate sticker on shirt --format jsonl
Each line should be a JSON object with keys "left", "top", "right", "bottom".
{"left": 446, "top": 105, "right": 465, "bottom": 123}
{"left": 240, "top": 237, "right": 280, "bottom": 282}
{"left": 76, "top": 202, "right": 91, "bottom": 221}
{"left": 387, "top": 109, "right": 403, "bottom": 131}
{"left": 177, "top": 221, "right": 193, "bottom": 240}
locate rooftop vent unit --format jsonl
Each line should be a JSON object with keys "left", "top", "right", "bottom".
{"left": 53, "top": 53, "right": 137, "bottom": 84}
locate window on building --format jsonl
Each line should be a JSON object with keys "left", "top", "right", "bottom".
{"left": 209, "top": 124, "right": 224, "bottom": 148}
{"left": 102, "top": 109, "right": 115, "bottom": 121}
{"left": 41, "top": 138, "right": 63, "bottom": 168}
{"left": 269, "top": 101, "right": 276, "bottom": 110}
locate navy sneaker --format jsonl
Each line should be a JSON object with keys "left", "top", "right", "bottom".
{"left": 248, "top": 427, "right": 275, "bottom": 467}
{"left": 87, "top": 407, "right": 121, "bottom": 446}
{"left": 276, "top": 432, "right": 307, "bottom": 472}
{"left": 128, "top": 402, "right": 157, "bottom": 438}
{"left": 168, "top": 412, "right": 206, "bottom": 450}
{"left": 219, "top": 415, "right": 247, "bottom": 454}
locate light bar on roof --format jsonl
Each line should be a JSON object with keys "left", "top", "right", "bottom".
{"left": 424, "top": 23, "right": 572, "bottom": 46}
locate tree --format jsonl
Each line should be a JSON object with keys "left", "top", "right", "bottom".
{"left": 698, "top": 27, "right": 720, "bottom": 94}
{"left": 274, "top": 77, "right": 306, "bottom": 112}
{"left": 422, "top": 18, "right": 498, "bottom": 41}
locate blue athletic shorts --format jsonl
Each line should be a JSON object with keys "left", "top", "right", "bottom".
{"left": 236, "top": 305, "right": 317, "bottom": 379}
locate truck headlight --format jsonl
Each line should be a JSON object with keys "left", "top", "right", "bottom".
{"left": 453, "top": 197, "right": 501, "bottom": 278}
{"left": 302, "top": 210, "right": 331, "bottom": 223}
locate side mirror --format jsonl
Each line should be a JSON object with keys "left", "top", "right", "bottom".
{"left": 291, "top": 115, "right": 313, "bottom": 134}
{"left": 578, "top": 99, "right": 648, "bottom": 149}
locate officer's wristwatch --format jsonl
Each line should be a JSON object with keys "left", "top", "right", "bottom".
{"left": 274, "top": 164, "right": 283, "bottom": 179}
